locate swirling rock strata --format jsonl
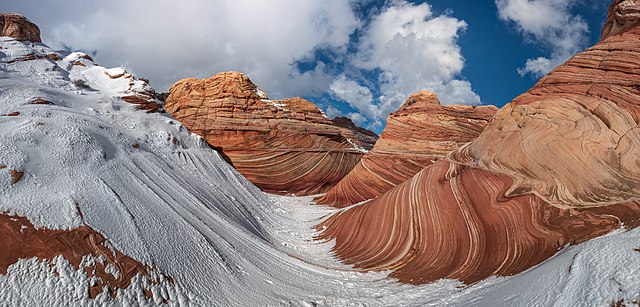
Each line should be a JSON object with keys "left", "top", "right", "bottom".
{"left": 318, "top": 160, "right": 640, "bottom": 284}
{"left": 0, "top": 13, "right": 41, "bottom": 42}
{"left": 318, "top": 3, "right": 640, "bottom": 285}
{"left": 315, "top": 91, "right": 496, "bottom": 207}
{"left": 165, "top": 72, "right": 371, "bottom": 195}
{"left": 0, "top": 214, "right": 169, "bottom": 298}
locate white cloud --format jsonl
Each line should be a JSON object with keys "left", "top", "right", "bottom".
{"left": 428, "top": 79, "right": 482, "bottom": 105}
{"left": 3, "top": 0, "right": 482, "bottom": 130}
{"left": 347, "top": 112, "right": 368, "bottom": 126}
{"left": 329, "top": 75, "right": 377, "bottom": 119}
{"left": 0, "top": 0, "right": 359, "bottom": 95}
{"left": 324, "top": 105, "right": 342, "bottom": 119}
{"left": 495, "top": 0, "right": 589, "bottom": 77}
{"left": 338, "top": 0, "right": 481, "bottom": 126}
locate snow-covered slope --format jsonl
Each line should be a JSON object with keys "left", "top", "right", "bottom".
{"left": 0, "top": 36, "right": 638, "bottom": 306}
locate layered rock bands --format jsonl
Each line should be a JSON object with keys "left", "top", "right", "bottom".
{"left": 165, "top": 72, "right": 377, "bottom": 195}
{"left": 316, "top": 91, "right": 496, "bottom": 207}
{"left": 317, "top": 0, "right": 640, "bottom": 285}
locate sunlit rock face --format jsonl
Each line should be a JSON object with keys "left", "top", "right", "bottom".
{"left": 318, "top": 3, "right": 640, "bottom": 285}
{"left": 315, "top": 91, "right": 496, "bottom": 207}
{"left": 601, "top": 0, "right": 640, "bottom": 40}
{"left": 0, "top": 13, "right": 40, "bottom": 42}
{"left": 165, "top": 71, "right": 372, "bottom": 195}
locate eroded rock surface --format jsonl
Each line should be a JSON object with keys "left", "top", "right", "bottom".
{"left": 316, "top": 91, "right": 496, "bottom": 207}
{"left": 318, "top": 160, "right": 640, "bottom": 284}
{"left": 601, "top": 0, "right": 640, "bottom": 39}
{"left": 318, "top": 4, "right": 640, "bottom": 285}
{"left": 165, "top": 72, "right": 371, "bottom": 195}
{"left": 0, "top": 13, "right": 40, "bottom": 42}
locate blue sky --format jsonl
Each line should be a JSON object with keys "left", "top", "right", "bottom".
{"left": 414, "top": 0, "right": 608, "bottom": 107}
{"left": 1, "top": 0, "right": 612, "bottom": 134}
{"left": 305, "top": 0, "right": 610, "bottom": 132}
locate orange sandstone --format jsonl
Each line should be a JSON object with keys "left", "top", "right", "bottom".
{"left": 316, "top": 91, "right": 496, "bottom": 207}
{"left": 318, "top": 0, "right": 640, "bottom": 285}
{"left": 165, "top": 72, "right": 376, "bottom": 195}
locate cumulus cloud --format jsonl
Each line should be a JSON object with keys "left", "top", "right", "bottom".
{"left": 329, "top": 75, "right": 377, "bottom": 119}
{"left": 324, "top": 105, "right": 342, "bottom": 119}
{"left": 2, "top": 0, "right": 483, "bottom": 129}
{"left": 346, "top": 112, "right": 368, "bottom": 126}
{"left": 329, "top": 0, "right": 481, "bottom": 128}
{"left": 0, "top": 0, "right": 359, "bottom": 95}
{"left": 495, "top": 0, "right": 589, "bottom": 77}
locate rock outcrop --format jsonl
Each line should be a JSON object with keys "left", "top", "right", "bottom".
{"left": 0, "top": 15, "right": 162, "bottom": 113}
{"left": 318, "top": 2, "right": 640, "bottom": 285}
{"left": 0, "top": 13, "right": 41, "bottom": 42}
{"left": 601, "top": 0, "right": 640, "bottom": 39}
{"left": 316, "top": 91, "right": 496, "bottom": 207}
{"left": 165, "top": 72, "right": 372, "bottom": 195}
{"left": 331, "top": 117, "right": 378, "bottom": 151}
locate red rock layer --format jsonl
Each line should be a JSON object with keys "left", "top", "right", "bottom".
{"left": 8, "top": 169, "right": 22, "bottom": 184}
{"left": 318, "top": 2, "right": 640, "bottom": 285}
{"left": 102, "top": 69, "right": 164, "bottom": 113}
{"left": 165, "top": 72, "right": 370, "bottom": 195}
{"left": 467, "top": 25, "right": 640, "bottom": 207}
{"left": 315, "top": 91, "right": 496, "bottom": 207}
{"left": 0, "top": 214, "right": 169, "bottom": 298}
{"left": 601, "top": 0, "right": 640, "bottom": 40}
{"left": 121, "top": 93, "right": 162, "bottom": 113}
{"left": 0, "top": 13, "right": 41, "bottom": 42}
{"left": 318, "top": 160, "right": 640, "bottom": 284}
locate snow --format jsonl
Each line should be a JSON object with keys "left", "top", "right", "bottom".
{"left": 262, "top": 99, "right": 290, "bottom": 111}
{"left": 255, "top": 88, "right": 268, "bottom": 99}
{"left": 0, "top": 36, "right": 639, "bottom": 306}
{"left": 345, "top": 137, "right": 369, "bottom": 153}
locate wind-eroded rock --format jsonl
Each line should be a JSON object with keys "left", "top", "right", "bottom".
{"left": 318, "top": 160, "right": 640, "bottom": 284}
{"left": 315, "top": 91, "right": 496, "bottom": 207}
{"left": 0, "top": 13, "right": 41, "bottom": 42}
{"left": 165, "top": 72, "right": 372, "bottom": 195}
{"left": 601, "top": 0, "right": 640, "bottom": 39}
{"left": 318, "top": 3, "right": 640, "bottom": 285}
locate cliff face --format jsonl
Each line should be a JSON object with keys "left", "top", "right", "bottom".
{"left": 165, "top": 72, "right": 372, "bottom": 195}
{"left": 315, "top": 91, "right": 496, "bottom": 207}
{"left": 318, "top": 2, "right": 640, "bottom": 285}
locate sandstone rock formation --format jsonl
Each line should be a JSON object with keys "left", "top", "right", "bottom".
{"left": 165, "top": 72, "right": 373, "bottom": 195}
{"left": 331, "top": 116, "right": 378, "bottom": 151}
{"left": 0, "top": 213, "right": 170, "bottom": 299}
{"left": 318, "top": 2, "right": 640, "bottom": 285}
{"left": 0, "top": 13, "right": 40, "bottom": 42}
{"left": 316, "top": 91, "right": 496, "bottom": 207}
{"left": 601, "top": 0, "right": 640, "bottom": 39}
